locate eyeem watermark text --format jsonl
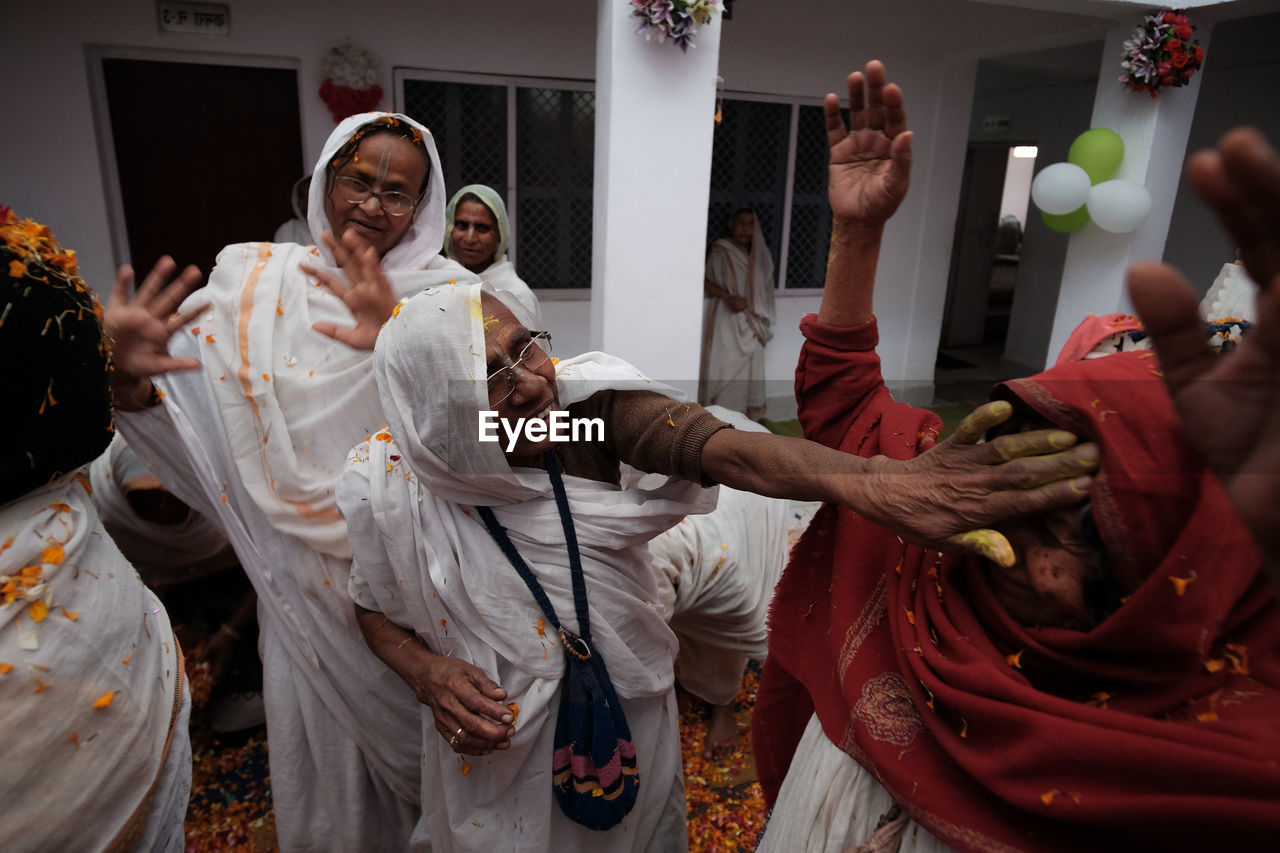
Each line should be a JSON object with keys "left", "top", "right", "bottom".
{"left": 478, "top": 411, "right": 604, "bottom": 451}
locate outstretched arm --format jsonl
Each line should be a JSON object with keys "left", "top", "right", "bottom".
{"left": 701, "top": 401, "right": 1096, "bottom": 567}
{"left": 818, "top": 60, "right": 913, "bottom": 327}
{"left": 1128, "top": 127, "right": 1280, "bottom": 580}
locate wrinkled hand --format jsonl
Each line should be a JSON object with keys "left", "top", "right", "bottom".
{"left": 398, "top": 645, "right": 515, "bottom": 756}
{"left": 1129, "top": 127, "right": 1280, "bottom": 576}
{"left": 104, "top": 257, "right": 205, "bottom": 411}
{"left": 826, "top": 60, "right": 913, "bottom": 228}
{"left": 303, "top": 230, "right": 399, "bottom": 351}
{"left": 851, "top": 401, "right": 1098, "bottom": 566}
{"left": 726, "top": 294, "right": 748, "bottom": 313}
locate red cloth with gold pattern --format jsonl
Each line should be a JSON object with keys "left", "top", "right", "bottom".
{"left": 754, "top": 315, "right": 1280, "bottom": 851}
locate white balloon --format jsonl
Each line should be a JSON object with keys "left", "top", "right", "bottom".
{"left": 1031, "top": 163, "right": 1091, "bottom": 215}
{"left": 1087, "top": 180, "right": 1152, "bottom": 233}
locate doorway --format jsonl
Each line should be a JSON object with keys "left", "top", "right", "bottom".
{"left": 92, "top": 51, "right": 304, "bottom": 276}
{"left": 938, "top": 143, "right": 1035, "bottom": 359}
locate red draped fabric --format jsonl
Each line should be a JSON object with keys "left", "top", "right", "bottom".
{"left": 755, "top": 316, "right": 1280, "bottom": 851}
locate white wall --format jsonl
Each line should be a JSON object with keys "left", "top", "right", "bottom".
{"left": 1, "top": 0, "right": 598, "bottom": 299}
{"left": 716, "top": 0, "right": 1105, "bottom": 405}
{"left": 968, "top": 68, "right": 1100, "bottom": 368}
{"left": 1163, "top": 10, "right": 1280, "bottom": 296}
{"left": 2, "top": 0, "right": 1115, "bottom": 409}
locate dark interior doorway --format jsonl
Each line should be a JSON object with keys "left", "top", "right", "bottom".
{"left": 102, "top": 58, "right": 304, "bottom": 276}
{"left": 939, "top": 145, "right": 1016, "bottom": 351}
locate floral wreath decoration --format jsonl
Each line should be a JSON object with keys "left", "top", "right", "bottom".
{"left": 631, "top": 0, "right": 725, "bottom": 52}
{"left": 1120, "top": 9, "right": 1204, "bottom": 97}
{"left": 319, "top": 42, "right": 384, "bottom": 123}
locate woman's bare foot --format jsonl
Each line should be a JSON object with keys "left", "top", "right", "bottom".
{"left": 703, "top": 701, "right": 740, "bottom": 760}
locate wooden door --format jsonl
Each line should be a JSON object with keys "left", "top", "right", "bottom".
{"left": 102, "top": 58, "right": 304, "bottom": 276}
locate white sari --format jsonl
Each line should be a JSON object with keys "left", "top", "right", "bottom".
{"left": 699, "top": 217, "right": 776, "bottom": 416}
{"left": 443, "top": 184, "right": 541, "bottom": 321}
{"left": 0, "top": 471, "right": 189, "bottom": 852}
{"left": 88, "top": 434, "right": 237, "bottom": 587}
{"left": 340, "top": 283, "right": 716, "bottom": 852}
{"left": 117, "top": 111, "right": 477, "bottom": 851}
{"left": 647, "top": 409, "right": 819, "bottom": 704}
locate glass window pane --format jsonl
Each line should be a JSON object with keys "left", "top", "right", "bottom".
{"left": 786, "top": 104, "right": 836, "bottom": 289}
{"left": 402, "top": 79, "right": 507, "bottom": 200}
{"left": 516, "top": 87, "right": 594, "bottom": 289}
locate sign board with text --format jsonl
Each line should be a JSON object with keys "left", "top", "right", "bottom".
{"left": 157, "top": 2, "right": 230, "bottom": 36}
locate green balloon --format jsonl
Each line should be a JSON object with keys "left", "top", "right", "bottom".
{"left": 1068, "top": 128, "right": 1125, "bottom": 184}
{"left": 1041, "top": 205, "right": 1090, "bottom": 233}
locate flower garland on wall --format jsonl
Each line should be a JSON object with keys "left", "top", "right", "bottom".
{"left": 631, "top": 0, "right": 725, "bottom": 52}
{"left": 318, "top": 42, "right": 383, "bottom": 123}
{"left": 1120, "top": 9, "right": 1204, "bottom": 98}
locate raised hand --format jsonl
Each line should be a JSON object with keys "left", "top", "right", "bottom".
{"left": 826, "top": 60, "right": 913, "bottom": 227}
{"left": 303, "top": 229, "right": 399, "bottom": 351}
{"left": 104, "top": 257, "right": 205, "bottom": 411}
{"left": 1128, "top": 129, "right": 1280, "bottom": 576}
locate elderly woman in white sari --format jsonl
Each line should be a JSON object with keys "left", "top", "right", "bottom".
{"left": 104, "top": 112, "right": 478, "bottom": 851}
{"left": 700, "top": 207, "right": 776, "bottom": 418}
{"left": 335, "top": 255, "right": 1100, "bottom": 851}
{"left": 444, "top": 183, "right": 541, "bottom": 319}
{"left": 1, "top": 209, "right": 190, "bottom": 851}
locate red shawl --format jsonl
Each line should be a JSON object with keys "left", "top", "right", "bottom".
{"left": 755, "top": 316, "right": 1280, "bottom": 851}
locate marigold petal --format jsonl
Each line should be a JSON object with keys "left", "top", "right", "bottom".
{"left": 1170, "top": 570, "right": 1197, "bottom": 596}
{"left": 29, "top": 600, "right": 49, "bottom": 623}
{"left": 92, "top": 690, "right": 115, "bottom": 709}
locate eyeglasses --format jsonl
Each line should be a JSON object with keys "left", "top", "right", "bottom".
{"left": 334, "top": 175, "right": 418, "bottom": 216}
{"left": 487, "top": 331, "right": 553, "bottom": 406}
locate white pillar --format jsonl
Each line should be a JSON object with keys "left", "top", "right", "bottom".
{"left": 592, "top": 0, "right": 722, "bottom": 394}
{"left": 1045, "top": 19, "right": 1211, "bottom": 364}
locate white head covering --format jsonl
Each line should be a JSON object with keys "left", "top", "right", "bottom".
{"left": 346, "top": 284, "right": 714, "bottom": 689}
{"left": 443, "top": 183, "right": 510, "bottom": 262}
{"left": 375, "top": 283, "right": 670, "bottom": 506}
{"left": 306, "top": 112, "right": 449, "bottom": 271}
{"left": 339, "top": 286, "right": 715, "bottom": 847}
{"left": 182, "top": 113, "right": 477, "bottom": 556}
{"left": 736, "top": 209, "right": 777, "bottom": 342}
{"left": 441, "top": 184, "right": 542, "bottom": 320}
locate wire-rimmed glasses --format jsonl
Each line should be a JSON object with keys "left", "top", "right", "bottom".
{"left": 334, "top": 175, "right": 418, "bottom": 216}
{"left": 487, "top": 332, "right": 553, "bottom": 407}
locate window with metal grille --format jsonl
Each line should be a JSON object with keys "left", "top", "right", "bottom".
{"left": 708, "top": 96, "right": 847, "bottom": 291}
{"left": 706, "top": 98, "right": 790, "bottom": 288}
{"left": 399, "top": 71, "right": 841, "bottom": 293}
{"left": 397, "top": 70, "right": 593, "bottom": 290}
